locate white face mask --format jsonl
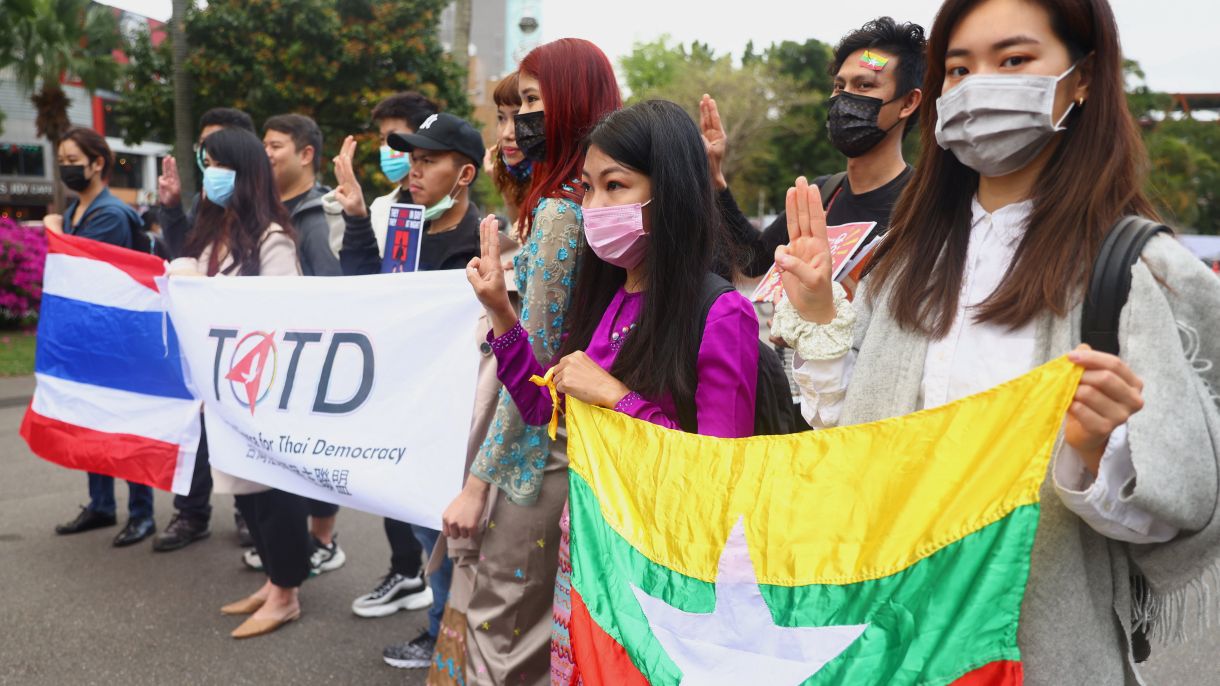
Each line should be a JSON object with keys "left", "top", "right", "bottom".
{"left": 934, "top": 63, "right": 1079, "bottom": 177}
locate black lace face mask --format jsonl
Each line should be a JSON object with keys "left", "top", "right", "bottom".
{"left": 514, "top": 110, "right": 547, "bottom": 163}
{"left": 826, "top": 92, "right": 903, "bottom": 158}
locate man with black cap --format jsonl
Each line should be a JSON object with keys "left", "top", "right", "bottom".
{"left": 335, "top": 112, "right": 484, "bottom": 275}
{"left": 331, "top": 111, "right": 485, "bottom": 670}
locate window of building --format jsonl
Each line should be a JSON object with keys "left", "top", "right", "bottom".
{"left": 102, "top": 98, "right": 124, "bottom": 140}
{"left": 110, "top": 153, "right": 145, "bottom": 189}
{"left": 0, "top": 143, "right": 47, "bottom": 177}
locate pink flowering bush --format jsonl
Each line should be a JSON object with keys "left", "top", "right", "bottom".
{"left": 0, "top": 219, "right": 47, "bottom": 328}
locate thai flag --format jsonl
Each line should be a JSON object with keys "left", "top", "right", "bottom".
{"left": 20, "top": 232, "right": 201, "bottom": 493}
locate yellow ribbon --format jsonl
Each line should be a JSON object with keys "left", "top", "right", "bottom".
{"left": 529, "top": 367, "right": 561, "bottom": 440}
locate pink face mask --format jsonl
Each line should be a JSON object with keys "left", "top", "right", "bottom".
{"left": 582, "top": 199, "right": 651, "bottom": 270}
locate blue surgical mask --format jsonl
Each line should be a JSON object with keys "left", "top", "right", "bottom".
{"left": 203, "top": 167, "right": 237, "bottom": 208}
{"left": 380, "top": 145, "right": 411, "bottom": 183}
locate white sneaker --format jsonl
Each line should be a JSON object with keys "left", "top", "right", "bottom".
{"left": 352, "top": 571, "right": 432, "bottom": 618}
{"left": 311, "top": 534, "right": 346, "bottom": 574}
{"left": 242, "top": 547, "right": 263, "bottom": 571}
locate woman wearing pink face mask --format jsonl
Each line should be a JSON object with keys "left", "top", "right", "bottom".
{"left": 465, "top": 100, "right": 759, "bottom": 683}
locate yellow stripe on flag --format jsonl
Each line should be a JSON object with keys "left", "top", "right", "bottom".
{"left": 566, "top": 356, "right": 1082, "bottom": 586}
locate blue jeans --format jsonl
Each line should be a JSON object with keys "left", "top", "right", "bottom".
{"left": 87, "top": 472, "right": 154, "bottom": 519}
{"left": 411, "top": 525, "right": 452, "bottom": 638}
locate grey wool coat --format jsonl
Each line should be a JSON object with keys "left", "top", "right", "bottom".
{"left": 839, "top": 234, "right": 1220, "bottom": 685}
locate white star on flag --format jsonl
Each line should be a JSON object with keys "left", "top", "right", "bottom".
{"left": 631, "top": 519, "right": 868, "bottom": 685}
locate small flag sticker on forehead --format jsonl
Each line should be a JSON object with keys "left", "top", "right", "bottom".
{"left": 860, "top": 50, "right": 889, "bottom": 71}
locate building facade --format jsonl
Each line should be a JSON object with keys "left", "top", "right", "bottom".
{"left": 0, "top": 8, "right": 169, "bottom": 222}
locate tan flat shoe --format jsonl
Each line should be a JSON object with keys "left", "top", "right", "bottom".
{"left": 220, "top": 595, "right": 266, "bottom": 616}
{"left": 230, "top": 609, "right": 300, "bottom": 639}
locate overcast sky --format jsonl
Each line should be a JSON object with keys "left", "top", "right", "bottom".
{"left": 103, "top": 0, "right": 1215, "bottom": 93}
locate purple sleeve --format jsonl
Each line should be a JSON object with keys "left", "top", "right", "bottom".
{"left": 488, "top": 322, "right": 555, "bottom": 426}
{"left": 616, "top": 292, "right": 759, "bottom": 438}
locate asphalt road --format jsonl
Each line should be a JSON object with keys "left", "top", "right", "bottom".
{"left": 0, "top": 376, "right": 1216, "bottom": 685}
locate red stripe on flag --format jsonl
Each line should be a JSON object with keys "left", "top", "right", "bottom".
{"left": 20, "top": 407, "right": 179, "bottom": 491}
{"left": 47, "top": 231, "right": 165, "bottom": 293}
{"left": 951, "top": 660, "right": 1024, "bottom": 685}
{"left": 570, "top": 588, "right": 650, "bottom": 686}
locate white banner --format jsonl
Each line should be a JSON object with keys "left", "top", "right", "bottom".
{"left": 164, "top": 271, "right": 482, "bottom": 529}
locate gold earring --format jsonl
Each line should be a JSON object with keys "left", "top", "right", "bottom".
{"left": 1077, "top": 97, "right": 1086, "bottom": 106}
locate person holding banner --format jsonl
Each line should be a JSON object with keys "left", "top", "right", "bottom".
{"left": 170, "top": 127, "right": 311, "bottom": 640}
{"left": 442, "top": 38, "right": 621, "bottom": 686}
{"left": 457, "top": 99, "right": 759, "bottom": 685}
{"left": 772, "top": 0, "right": 1220, "bottom": 681}
{"left": 43, "top": 127, "right": 157, "bottom": 548}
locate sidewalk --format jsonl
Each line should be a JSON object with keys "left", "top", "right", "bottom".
{"left": 0, "top": 374, "right": 34, "bottom": 404}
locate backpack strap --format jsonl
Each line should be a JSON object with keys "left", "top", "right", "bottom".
{"left": 676, "top": 273, "right": 736, "bottom": 433}
{"left": 1081, "top": 216, "right": 1171, "bottom": 355}
{"left": 817, "top": 172, "right": 847, "bottom": 211}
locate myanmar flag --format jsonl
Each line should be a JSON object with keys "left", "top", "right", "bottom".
{"left": 566, "top": 356, "right": 1083, "bottom": 685}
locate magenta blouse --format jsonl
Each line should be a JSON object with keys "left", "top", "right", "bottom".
{"left": 488, "top": 286, "right": 759, "bottom": 439}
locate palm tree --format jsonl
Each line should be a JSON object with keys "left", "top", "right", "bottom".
{"left": 3, "top": 0, "right": 122, "bottom": 210}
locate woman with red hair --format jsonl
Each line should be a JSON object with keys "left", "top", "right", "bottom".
{"left": 442, "top": 38, "right": 620, "bottom": 685}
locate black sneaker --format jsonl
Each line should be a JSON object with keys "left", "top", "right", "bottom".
{"left": 351, "top": 570, "right": 431, "bottom": 618}
{"left": 55, "top": 507, "right": 116, "bottom": 535}
{"left": 113, "top": 516, "right": 156, "bottom": 547}
{"left": 152, "top": 514, "right": 211, "bottom": 552}
{"left": 383, "top": 630, "right": 436, "bottom": 669}
{"left": 310, "top": 534, "right": 347, "bottom": 574}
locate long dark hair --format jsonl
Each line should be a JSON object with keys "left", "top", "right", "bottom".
{"left": 557, "top": 100, "right": 722, "bottom": 407}
{"left": 517, "top": 38, "right": 622, "bottom": 236}
{"left": 184, "top": 128, "right": 294, "bottom": 276}
{"left": 864, "top": 0, "right": 1156, "bottom": 337}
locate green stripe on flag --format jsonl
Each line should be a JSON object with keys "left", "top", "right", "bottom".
{"left": 569, "top": 471, "right": 1038, "bottom": 686}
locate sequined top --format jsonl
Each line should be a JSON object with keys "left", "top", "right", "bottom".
{"left": 470, "top": 195, "right": 584, "bottom": 505}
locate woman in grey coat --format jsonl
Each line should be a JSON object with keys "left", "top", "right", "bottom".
{"left": 770, "top": 0, "right": 1220, "bottom": 683}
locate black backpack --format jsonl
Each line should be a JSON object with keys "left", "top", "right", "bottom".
{"left": 1081, "top": 215, "right": 1172, "bottom": 664}
{"left": 675, "top": 273, "right": 802, "bottom": 436}
{"left": 78, "top": 202, "right": 171, "bottom": 260}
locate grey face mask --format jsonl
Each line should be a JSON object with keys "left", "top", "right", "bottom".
{"left": 934, "top": 63, "right": 1078, "bottom": 177}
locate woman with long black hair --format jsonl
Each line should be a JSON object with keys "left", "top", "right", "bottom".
{"left": 464, "top": 99, "right": 759, "bottom": 684}
{"left": 170, "top": 127, "right": 309, "bottom": 640}
{"left": 775, "top": 0, "right": 1220, "bottom": 681}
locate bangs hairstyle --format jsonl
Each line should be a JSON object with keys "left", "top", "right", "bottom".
{"left": 557, "top": 100, "right": 723, "bottom": 410}
{"left": 492, "top": 72, "right": 529, "bottom": 209}
{"left": 518, "top": 38, "right": 622, "bottom": 236}
{"left": 864, "top": 0, "right": 1156, "bottom": 337}
{"left": 185, "top": 128, "right": 295, "bottom": 276}
{"left": 59, "top": 127, "right": 114, "bottom": 181}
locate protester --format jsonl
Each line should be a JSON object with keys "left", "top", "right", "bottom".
{"left": 44, "top": 127, "right": 155, "bottom": 548}
{"left": 333, "top": 111, "right": 485, "bottom": 668}
{"left": 705, "top": 16, "right": 925, "bottom": 277}
{"left": 157, "top": 107, "right": 257, "bottom": 258}
{"left": 489, "top": 72, "right": 533, "bottom": 226}
{"left": 327, "top": 92, "right": 440, "bottom": 631}
{"left": 169, "top": 127, "right": 309, "bottom": 639}
{"left": 330, "top": 91, "right": 439, "bottom": 262}
{"left": 772, "top": 0, "right": 1220, "bottom": 682}
{"left": 457, "top": 98, "right": 760, "bottom": 684}
{"left": 440, "top": 37, "right": 621, "bottom": 686}
{"left": 262, "top": 114, "right": 343, "bottom": 276}
{"left": 153, "top": 106, "right": 259, "bottom": 554}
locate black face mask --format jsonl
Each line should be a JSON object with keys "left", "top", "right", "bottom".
{"left": 826, "top": 92, "right": 904, "bottom": 158}
{"left": 59, "top": 164, "right": 91, "bottom": 193}
{"left": 514, "top": 110, "right": 547, "bottom": 163}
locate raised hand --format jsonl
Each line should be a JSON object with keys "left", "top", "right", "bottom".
{"left": 775, "top": 176, "right": 836, "bottom": 324}
{"left": 158, "top": 155, "right": 181, "bottom": 208}
{"left": 332, "top": 136, "right": 368, "bottom": 218}
{"left": 465, "top": 214, "right": 515, "bottom": 334}
{"left": 699, "top": 94, "right": 728, "bottom": 190}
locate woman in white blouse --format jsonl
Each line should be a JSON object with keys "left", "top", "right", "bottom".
{"left": 771, "top": 0, "right": 1220, "bottom": 683}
